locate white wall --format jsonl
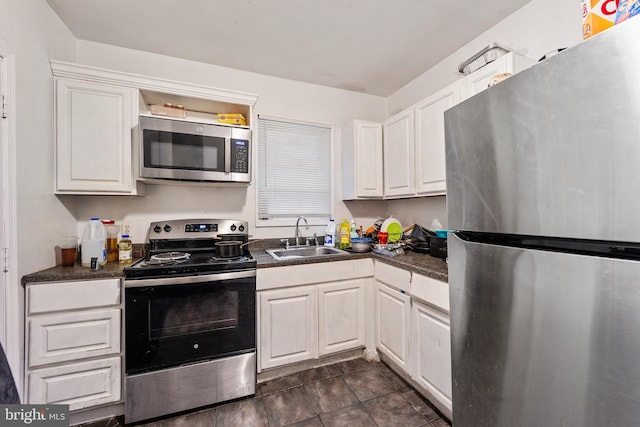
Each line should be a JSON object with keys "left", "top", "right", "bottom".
{"left": 386, "top": 0, "right": 583, "bottom": 230}
{"left": 72, "top": 41, "right": 389, "bottom": 241}
{"left": 0, "top": 0, "right": 77, "bottom": 394}
{"left": 0, "top": 1, "right": 77, "bottom": 275}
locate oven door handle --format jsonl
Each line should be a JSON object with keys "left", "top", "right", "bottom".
{"left": 124, "top": 270, "right": 256, "bottom": 288}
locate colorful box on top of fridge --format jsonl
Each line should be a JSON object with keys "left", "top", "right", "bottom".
{"left": 582, "top": 0, "right": 617, "bottom": 39}
{"left": 615, "top": 0, "right": 640, "bottom": 23}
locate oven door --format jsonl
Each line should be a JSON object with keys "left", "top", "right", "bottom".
{"left": 125, "top": 270, "right": 256, "bottom": 375}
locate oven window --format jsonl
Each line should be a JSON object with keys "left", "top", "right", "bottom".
{"left": 144, "top": 130, "right": 225, "bottom": 171}
{"left": 149, "top": 291, "right": 239, "bottom": 339}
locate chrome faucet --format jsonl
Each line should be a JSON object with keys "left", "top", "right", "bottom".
{"left": 294, "top": 216, "right": 309, "bottom": 246}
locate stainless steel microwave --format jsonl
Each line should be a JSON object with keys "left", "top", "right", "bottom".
{"left": 139, "top": 115, "right": 251, "bottom": 183}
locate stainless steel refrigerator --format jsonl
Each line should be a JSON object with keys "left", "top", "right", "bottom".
{"left": 444, "top": 19, "right": 640, "bottom": 427}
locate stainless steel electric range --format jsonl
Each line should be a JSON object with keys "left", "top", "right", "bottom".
{"left": 123, "top": 219, "right": 257, "bottom": 424}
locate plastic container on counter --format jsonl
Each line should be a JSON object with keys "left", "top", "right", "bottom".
{"left": 81, "top": 218, "right": 106, "bottom": 267}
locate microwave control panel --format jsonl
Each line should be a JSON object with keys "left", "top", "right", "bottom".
{"left": 231, "top": 139, "right": 249, "bottom": 173}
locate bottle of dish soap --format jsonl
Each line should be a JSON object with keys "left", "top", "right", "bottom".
{"left": 324, "top": 219, "right": 336, "bottom": 247}
{"left": 339, "top": 218, "right": 350, "bottom": 249}
{"left": 350, "top": 219, "right": 358, "bottom": 239}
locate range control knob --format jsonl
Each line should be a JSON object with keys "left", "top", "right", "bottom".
{"left": 164, "top": 224, "right": 172, "bottom": 233}
{"left": 153, "top": 225, "right": 162, "bottom": 233}
{"left": 239, "top": 225, "right": 245, "bottom": 232}
{"left": 230, "top": 224, "right": 237, "bottom": 231}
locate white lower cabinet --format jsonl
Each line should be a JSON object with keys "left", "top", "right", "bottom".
{"left": 411, "top": 300, "right": 452, "bottom": 411}
{"left": 25, "top": 278, "right": 123, "bottom": 411}
{"left": 318, "top": 279, "right": 366, "bottom": 355}
{"left": 375, "top": 282, "right": 411, "bottom": 373}
{"left": 259, "top": 286, "right": 318, "bottom": 370}
{"left": 28, "top": 357, "right": 121, "bottom": 411}
{"left": 257, "top": 259, "right": 373, "bottom": 372}
{"left": 373, "top": 262, "right": 451, "bottom": 416}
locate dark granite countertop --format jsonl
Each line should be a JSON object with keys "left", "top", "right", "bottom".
{"left": 21, "top": 261, "right": 131, "bottom": 285}
{"left": 249, "top": 238, "right": 447, "bottom": 282}
{"left": 22, "top": 240, "right": 448, "bottom": 284}
{"left": 252, "top": 248, "right": 447, "bottom": 282}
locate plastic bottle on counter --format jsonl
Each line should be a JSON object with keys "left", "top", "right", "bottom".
{"left": 118, "top": 234, "right": 133, "bottom": 264}
{"left": 350, "top": 219, "right": 358, "bottom": 239}
{"left": 101, "top": 219, "right": 120, "bottom": 262}
{"left": 81, "top": 218, "right": 107, "bottom": 267}
{"left": 324, "top": 219, "right": 336, "bottom": 247}
{"left": 339, "top": 218, "right": 350, "bottom": 249}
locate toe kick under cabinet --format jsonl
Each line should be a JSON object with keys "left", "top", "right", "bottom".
{"left": 24, "top": 278, "right": 123, "bottom": 412}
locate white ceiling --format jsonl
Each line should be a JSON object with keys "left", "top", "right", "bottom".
{"left": 45, "top": 0, "right": 531, "bottom": 97}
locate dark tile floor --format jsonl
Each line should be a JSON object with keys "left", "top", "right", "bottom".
{"left": 83, "top": 358, "right": 452, "bottom": 427}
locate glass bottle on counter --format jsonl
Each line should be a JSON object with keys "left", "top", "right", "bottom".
{"left": 118, "top": 234, "right": 133, "bottom": 264}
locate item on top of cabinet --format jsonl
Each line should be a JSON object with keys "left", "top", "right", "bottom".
{"left": 350, "top": 237, "right": 372, "bottom": 253}
{"left": 458, "top": 43, "right": 510, "bottom": 75}
{"left": 582, "top": 0, "right": 617, "bottom": 39}
{"left": 81, "top": 218, "right": 107, "bottom": 268}
{"left": 381, "top": 217, "right": 403, "bottom": 242}
{"left": 615, "top": 0, "right": 640, "bottom": 23}
{"left": 149, "top": 104, "right": 188, "bottom": 118}
{"left": 488, "top": 73, "right": 512, "bottom": 87}
{"left": 118, "top": 234, "right": 133, "bottom": 264}
{"left": 217, "top": 113, "right": 247, "bottom": 126}
{"left": 538, "top": 48, "right": 567, "bottom": 62}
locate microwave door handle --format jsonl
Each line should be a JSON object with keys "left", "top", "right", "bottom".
{"left": 225, "top": 137, "right": 231, "bottom": 173}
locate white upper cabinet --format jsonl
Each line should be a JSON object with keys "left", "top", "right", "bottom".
{"left": 414, "top": 83, "right": 461, "bottom": 196}
{"left": 342, "top": 120, "right": 383, "bottom": 199}
{"left": 383, "top": 109, "right": 415, "bottom": 198}
{"left": 55, "top": 78, "right": 138, "bottom": 194}
{"left": 461, "top": 52, "right": 537, "bottom": 101}
{"left": 50, "top": 60, "right": 258, "bottom": 195}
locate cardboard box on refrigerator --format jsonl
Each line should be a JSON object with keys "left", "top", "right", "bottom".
{"left": 582, "top": 0, "right": 618, "bottom": 39}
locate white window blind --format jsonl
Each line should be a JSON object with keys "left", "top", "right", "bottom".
{"left": 257, "top": 116, "right": 332, "bottom": 221}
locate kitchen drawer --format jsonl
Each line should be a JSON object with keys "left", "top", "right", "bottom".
{"left": 28, "top": 356, "right": 121, "bottom": 411}
{"left": 411, "top": 273, "right": 449, "bottom": 313}
{"left": 27, "top": 279, "right": 121, "bottom": 315}
{"left": 374, "top": 261, "right": 411, "bottom": 293}
{"left": 29, "top": 308, "right": 121, "bottom": 367}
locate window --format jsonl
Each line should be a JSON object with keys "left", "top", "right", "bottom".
{"left": 257, "top": 115, "right": 332, "bottom": 225}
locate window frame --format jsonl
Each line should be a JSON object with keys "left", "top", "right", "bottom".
{"left": 254, "top": 113, "right": 334, "bottom": 228}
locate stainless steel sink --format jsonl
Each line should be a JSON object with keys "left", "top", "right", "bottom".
{"left": 266, "top": 246, "right": 347, "bottom": 260}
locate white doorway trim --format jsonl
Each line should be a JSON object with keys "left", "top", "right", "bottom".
{"left": 0, "top": 38, "right": 21, "bottom": 396}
